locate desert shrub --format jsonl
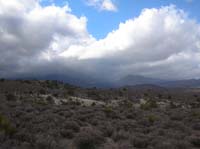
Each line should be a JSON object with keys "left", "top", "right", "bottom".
{"left": 14, "top": 130, "right": 34, "bottom": 143}
{"left": 60, "top": 129, "right": 74, "bottom": 139}
{"left": 104, "top": 106, "right": 113, "bottom": 114}
{"left": 140, "top": 99, "right": 158, "bottom": 110}
{"left": 126, "top": 113, "right": 135, "bottom": 119}
{"left": 122, "top": 100, "right": 134, "bottom": 109}
{"left": 104, "top": 106, "right": 119, "bottom": 119}
{"left": 157, "top": 94, "right": 163, "bottom": 99}
{"left": 68, "top": 89, "right": 75, "bottom": 96}
{"left": 46, "top": 96, "right": 54, "bottom": 104}
{"left": 39, "top": 89, "right": 46, "bottom": 94}
{"left": 154, "top": 140, "right": 175, "bottom": 149}
{"left": 154, "top": 139, "right": 191, "bottom": 149}
{"left": 75, "top": 101, "right": 81, "bottom": 106}
{"left": 123, "top": 88, "right": 127, "bottom": 91}
{"left": 73, "top": 127, "right": 105, "bottom": 149}
{"left": 162, "top": 121, "right": 187, "bottom": 133}
{"left": 190, "top": 110, "right": 200, "bottom": 119}
{"left": 117, "top": 141, "right": 133, "bottom": 149}
{"left": 0, "top": 114, "right": 16, "bottom": 136}
{"left": 0, "top": 78, "right": 5, "bottom": 82}
{"left": 23, "top": 80, "right": 31, "bottom": 84}
{"left": 29, "top": 91, "right": 33, "bottom": 94}
{"left": 190, "top": 136, "right": 200, "bottom": 147}
{"left": 169, "top": 110, "right": 185, "bottom": 121}
{"left": 157, "top": 129, "right": 165, "bottom": 136}
{"left": 5, "top": 93, "right": 17, "bottom": 101}
{"left": 112, "top": 130, "right": 130, "bottom": 142}
{"left": 169, "top": 101, "right": 178, "bottom": 109}
{"left": 91, "top": 102, "right": 96, "bottom": 106}
{"left": 34, "top": 99, "right": 47, "bottom": 105}
{"left": 118, "top": 120, "right": 136, "bottom": 132}
{"left": 46, "top": 80, "right": 59, "bottom": 89}
{"left": 168, "top": 95, "right": 172, "bottom": 99}
{"left": 63, "top": 121, "right": 80, "bottom": 132}
{"left": 35, "top": 135, "right": 57, "bottom": 149}
{"left": 99, "top": 123, "right": 114, "bottom": 137}
{"left": 53, "top": 93, "right": 59, "bottom": 97}
{"left": 130, "top": 135, "right": 149, "bottom": 148}
{"left": 64, "top": 92, "right": 69, "bottom": 99}
{"left": 173, "top": 141, "right": 192, "bottom": 149}
{"left": 147, "top": 114, "right": 158, "bottom": 123}
{"left": 192, "top": 123, "right": 200, "bottom": 130}
{"left": 144, "top": 93, "right": 148, "bottom": 97}
{"left": 119, "top": 90, "right": 124, "bottom": 97}
{"left": 101, "top": 141, "right": 118, "bottom": 149}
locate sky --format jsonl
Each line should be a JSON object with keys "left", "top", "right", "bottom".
{"left": 0, "top": 0, "right": 200, "bottom": 82}
{"left": 41, "top": 0, "right": 200, "bottom": 39}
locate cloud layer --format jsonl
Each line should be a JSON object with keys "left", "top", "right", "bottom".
{"left": 0, "top": 0, "right": 200, "bottom": 81}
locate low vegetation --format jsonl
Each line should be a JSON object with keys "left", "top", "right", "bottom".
{"left": 0, "top": 79, "right": 199, "bottom": 148}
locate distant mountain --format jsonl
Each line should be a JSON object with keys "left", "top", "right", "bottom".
{"left": 41, "top": 74, "right": 98, "bottom": 88}
{"left": 159, "top": 79, "right": 200, "bottom": 88}
{"left": 15, "top": 73, "right": 114, "bottom": 88}
{"left": 116, "top": 75, "right": 200, "bottom": 88}
{"left": 116, "top": 75, "right": 165, "bottom": 87}
{"left": 7, "top": 73, "right": 200, "bottom": 88}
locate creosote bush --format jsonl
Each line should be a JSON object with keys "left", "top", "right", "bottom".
{"left": 91, "top": 102, "right": 96, "bottom": 106}
{"left": 46, "top": 96, "right": 54, "bottom": 104}
{"left": 5, "top": 93, "right": 17, "bottom": 101}
{"left": 191, "top": 110, "right": 200, "bottom": 119}
{"left": 147, "top": 114, "right": 158, "bottom": 123}
{"left": 130, "top": 135, "right": 149, "bottom": 148}
{"left": 63, "top": 121, "right": 80, "bottom": 133}
{"left": 74, "top": 127, "right": 105, "bottom": 149}
{"left": 39, "top": 89, "right": 46, "bottom": 95}
{"left": 140, "top": 99, "right": 158, "bottom": 110}
{"left": 104, "top": 106, "right": 113, "bottom": 114}
{"left": 34, "top": 99, "right": 47, "bottom": 105}
{"left": 190, "top": 136, "right": 200, "bottom": 147}
{"left": 60, "top": 129, "right": 74, "bottom": 139}
{"left": 0, "top": 114, "right": 16, "bottom": 136}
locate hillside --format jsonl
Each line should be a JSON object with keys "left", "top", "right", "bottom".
{"left": 0, "top": 79, "right": 199, "bottom": 149}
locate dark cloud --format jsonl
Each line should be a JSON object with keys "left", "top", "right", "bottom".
{"left": 0, "top": 1, "right": 200, "bottom": 81}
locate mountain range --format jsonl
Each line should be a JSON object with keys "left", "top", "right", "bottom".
{"left": 10, "top": 74, "right": 200, "bottom": 88}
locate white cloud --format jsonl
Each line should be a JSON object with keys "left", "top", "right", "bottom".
{"left": 0, "top": 0, "right": 94, "bottom": 76}
{"left": 0, "top": 1, "right": 200, "bottom": 81}
{"left": 86, "top": 0, "right": 117, "bottom": 12}
{"left": 60, "top": 5, "right": 200, "bottom": 79}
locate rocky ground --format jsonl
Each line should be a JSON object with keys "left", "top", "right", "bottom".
{"left": 0, "top": 79, "right": 200, "bottom": 149}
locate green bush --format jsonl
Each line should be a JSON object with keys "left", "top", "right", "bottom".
{"left": 0, "top": 114, "right": 16, "bottom": 136}
{"left": 104, "top": 106, "right": 113, "bottom": 114}
{"left": 91, "top": 102, "right": 96, "bottom": 106}
{"left": 46, "top": 80, "right": 59, "bottom": 89}
{"left": 191, "top": 111, "right": 200, "bottom": 119}
{"left": 34, "top": 99, "right": 47, "bottom": 105}
{"left": 123, "top": 100, "right": 134, "bottom": 109}
{"left": 140, "top": 99, "right": 158, "bottom": 110}
{"left": 147, "top": 115, "right": 158, "bottom": 123}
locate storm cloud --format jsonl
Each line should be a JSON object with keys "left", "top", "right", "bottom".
{"left": 0, "top": 0, "right": 200, "bottom": 81}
